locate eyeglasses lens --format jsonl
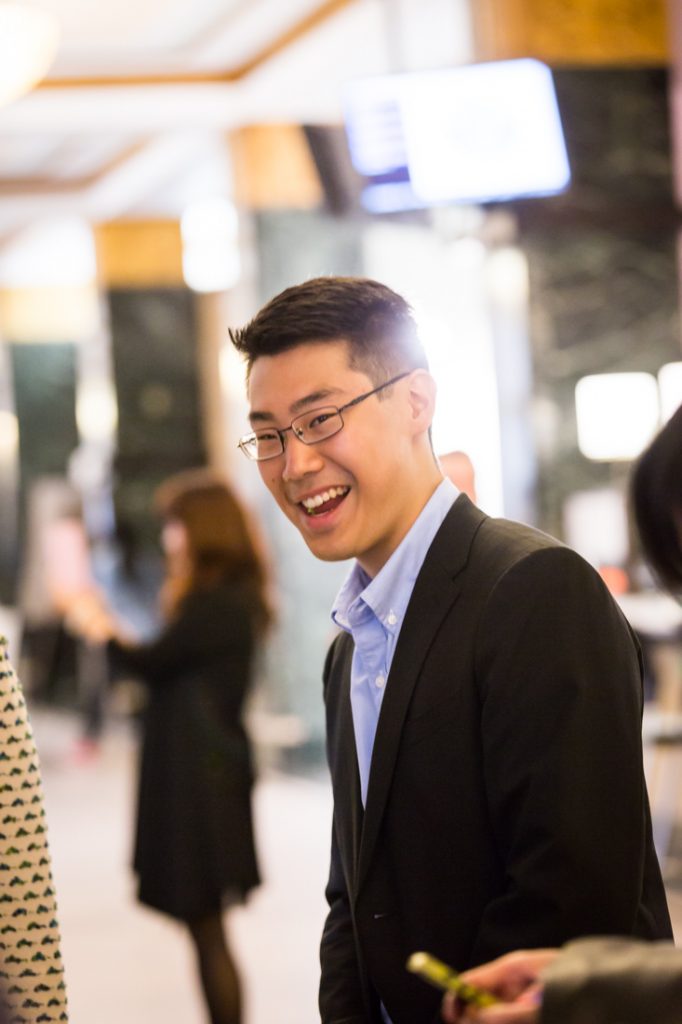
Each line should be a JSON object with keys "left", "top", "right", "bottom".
{"left": 294, "top": 408, "right": 343, "bottom": 443}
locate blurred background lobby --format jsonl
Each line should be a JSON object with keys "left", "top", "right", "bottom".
{"left": 2, "top": 0, "right": 682, "bottom": 1020}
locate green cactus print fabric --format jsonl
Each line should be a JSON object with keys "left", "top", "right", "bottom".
{"left": 0, "top": 638, "right": 67, "bottom": 1023}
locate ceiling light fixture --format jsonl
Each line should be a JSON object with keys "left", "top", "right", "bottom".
{"left": 0, "top": 3, "right": 60, "bottom": 109}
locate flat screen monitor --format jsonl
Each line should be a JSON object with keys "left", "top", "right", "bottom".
{"left": 343, "top": 59, "right": 571, "bottom": 213}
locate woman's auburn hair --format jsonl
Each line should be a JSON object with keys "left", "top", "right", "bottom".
{"left": 154, "top": 468, "right": 271, "bottom": 627}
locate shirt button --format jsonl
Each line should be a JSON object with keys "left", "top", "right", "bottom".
{"left": 387, "top": 612, "right": 397, "bottom": 626}
{"left": 375, "top": 675, "right": 385, "bottom": 688}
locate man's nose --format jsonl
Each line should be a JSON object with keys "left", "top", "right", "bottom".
{"left": 282, "top": 434, "right": 325, "bottom": 481}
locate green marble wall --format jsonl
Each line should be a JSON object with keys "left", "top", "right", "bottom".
{"left": 514, "top": 68, "right": 682, "bottom": 539}
{"left": 108, "top": 288, "right": 206, "bottom": 551}
{"left": 10, "top": 342, "right": 79, "bottom": 561}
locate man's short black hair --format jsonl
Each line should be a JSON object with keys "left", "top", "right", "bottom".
{"left": 228, "top": 276, "right": 429, "bottom": 384}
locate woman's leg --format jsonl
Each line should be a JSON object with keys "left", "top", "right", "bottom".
{"left": 187, "top": 911, "right": 242, "bottom": 1024}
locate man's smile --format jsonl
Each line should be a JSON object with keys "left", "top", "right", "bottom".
{"left": 297, "top": 485, "right": 351, "bottom": 516}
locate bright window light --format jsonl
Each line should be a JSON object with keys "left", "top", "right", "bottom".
{"left": 362, "top": 222, "right": 505, "bottom": 514}
{"left": 0, "top": 3, "right": 60, "bottom": 109}
{"left": 563, "top": 487, "right": 629, "bottom": 568}
{"left": 486, "top": 247, "right": 529, "bottom": 307}
{"left": 0, "top": 218, "right": 97, "bottom": 287}
{"left": 658, "top": 361, "right": 682, "bottom": 422}
{"left": 0, "top": 410, "right": 19, "bottom": 461}
{"left": 76, "top": 379, "right": 118, "bottom": 444}
{"left": 181, "top": 197, "right": 241, "bottom": 293}
{"left": 575, "top": 373, "right": 659, "bottom": 461}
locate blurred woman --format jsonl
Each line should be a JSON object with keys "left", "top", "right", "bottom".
{"left": 80, "top": 470, "right": 269, "bottom": 1024}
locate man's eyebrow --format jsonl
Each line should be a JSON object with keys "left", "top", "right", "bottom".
{"left": 249, "top": 387, "right": 343, "bottom": 425}
{"left": 248, "top": 410, "right": 276, "bottom": 426}
{"left": 290, "top": 387, "right": 342, "bottom": 415}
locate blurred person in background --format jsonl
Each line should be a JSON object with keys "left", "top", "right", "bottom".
{"left": 438, "top": 450, "right": 477, "bottom": 503}
{"left": 73, "top": 469, "right": 268, "bottom": 1024}
{"left": 17, "top": 477, "right": 84, "bottom": 703}
{"left": 442, "top": 402, "right": 682, "bottom": 1024}
{"left": 17, "top": 475, "right": 110, "bottom": 759}
{"left": 0, "top": 636, "right": 68, "bottom": 1023}
{"left": 42, "top": 494, "right": 110, "bottom": 759}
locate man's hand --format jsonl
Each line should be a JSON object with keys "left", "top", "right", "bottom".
{"left": 441, "top": 949, "right": 559, "bottom": 1024}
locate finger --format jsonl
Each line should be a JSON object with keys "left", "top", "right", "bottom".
{"left": 441, "top": 992, "right": 457, "bottom": 1022}
{"left": 471, "top": 1004, "right": 539, "bottom": 1024}
{"left": 460, "top": 950, "right": 556, "bottom": 1000}
{"left": 441, "top": 993, "right": 481, "bottom": 1023}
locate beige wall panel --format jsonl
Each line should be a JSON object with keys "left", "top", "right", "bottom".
{"left": 195, "top": 291, "right": 229, "bottom": 472}
{"left": 473, "top": 0, "right": 669, "bottom": 64}
{"left": 95, "top": 221, "right": 184, "bottom": 287}
{"left": 231, "top": 125, "right": 323, "bottom": 210}
{"left": 0, "top": 285, "right": 100, "bottom": 343}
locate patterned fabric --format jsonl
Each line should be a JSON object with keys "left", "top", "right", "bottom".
{"left": 0, "top": 638, "right": 68, "bottom": 1023}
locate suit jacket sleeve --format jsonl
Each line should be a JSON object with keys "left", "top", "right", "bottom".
{"left": 471, "top": 545, "right": 663, "bottom": 960}
{"left": 319, "top": 817, "right": 368, "bottom": 1024}
{"left": 319, "top": 638, "right": 369, "bottom": 1024}
{"left": 541, "top": 938, "right": 682, "bottom": 1024}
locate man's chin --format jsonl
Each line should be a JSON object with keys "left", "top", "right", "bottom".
{"left": 283, "top": 505, "right": 352, "bottom": 562}
{"left": 304, "top": 540, "right": 353, "bottom": 563}
{"left": 298, "top": 531, "right": 354, "bottom": 563}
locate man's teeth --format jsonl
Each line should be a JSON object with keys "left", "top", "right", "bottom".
{"left": 302, "top": 486, "right": 349, "bottom": 511}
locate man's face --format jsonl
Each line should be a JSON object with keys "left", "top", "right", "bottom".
{"left": 247, "top": 340, "right": 423, "bottom": 576}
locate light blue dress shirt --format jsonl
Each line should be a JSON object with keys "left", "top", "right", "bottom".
{"left": 331, "top": 477, "right": 459, "bottom": 807}
{"left": 331, "top": 478, "right": 458, "bottom": 1024}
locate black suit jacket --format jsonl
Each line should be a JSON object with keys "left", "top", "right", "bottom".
{"left": 320, "top": 496, "right": 672, "bottom": 1024}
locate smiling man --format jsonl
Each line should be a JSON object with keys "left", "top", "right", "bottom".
{"left": 229, "top": 277, "right": 671, "bottom": 1024}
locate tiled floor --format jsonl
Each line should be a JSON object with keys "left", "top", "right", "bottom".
{"left": 29, "top": 709, "right": 682, "bottom": 1024}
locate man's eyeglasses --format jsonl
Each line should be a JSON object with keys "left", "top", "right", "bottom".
{"left": 238, "top": 371, "right": 411, "bottom": 462}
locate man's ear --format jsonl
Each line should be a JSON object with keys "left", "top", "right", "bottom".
{"left": 406, "top": 370, "right": 437, "bottom": 434}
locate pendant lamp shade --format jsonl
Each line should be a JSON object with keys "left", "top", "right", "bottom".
{"left": 0, "top": 3, "right": 60, "bottom": 108}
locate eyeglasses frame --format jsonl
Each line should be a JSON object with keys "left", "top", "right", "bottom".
{"left": 238, "top": 370, "right": 412, "bottom": 461}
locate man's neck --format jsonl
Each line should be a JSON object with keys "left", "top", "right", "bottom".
{"left": 358, "top": 470, "right": 447, "bottom": 579}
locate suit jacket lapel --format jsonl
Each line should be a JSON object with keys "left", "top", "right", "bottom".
{"left": 327, "top": 633, "right": 364, "bottom": 890}
{"left": 356, "top": 494, "right": 486, "bottom": 893}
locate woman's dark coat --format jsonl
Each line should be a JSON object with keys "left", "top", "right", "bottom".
{"left": 110, "top": 581, "right": 260, "bottom": 921}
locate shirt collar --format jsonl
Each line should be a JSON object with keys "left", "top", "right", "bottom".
{"left": 332, "top": 477, "right": 458, "bottom": 635}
